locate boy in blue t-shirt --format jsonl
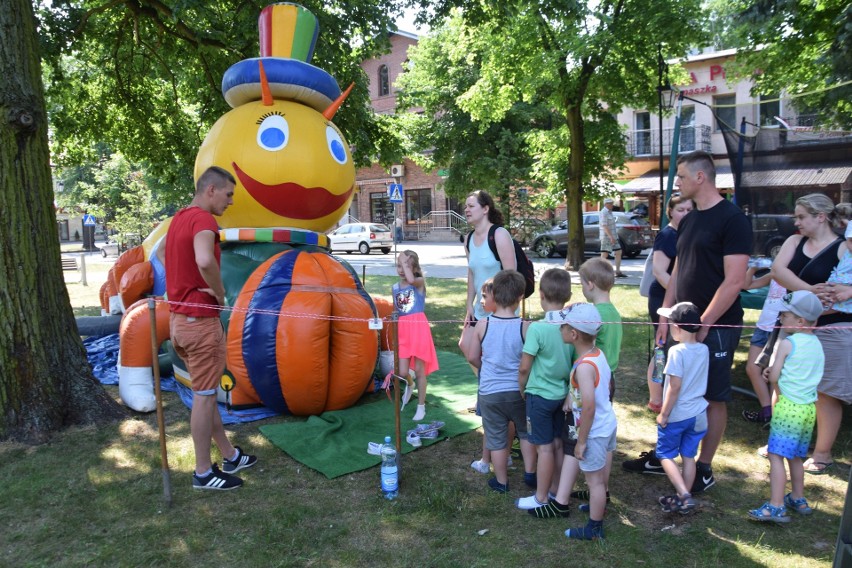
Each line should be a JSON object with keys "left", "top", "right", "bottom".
{"left": 654, "top": 302, "right": 708, "bottom": 515}
{"left": 516, "top": 269, "right": 574, "bottom": 510}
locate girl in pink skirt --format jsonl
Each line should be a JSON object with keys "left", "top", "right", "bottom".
{"left": 393, "top": 250, "right": 439, "bottom": 421}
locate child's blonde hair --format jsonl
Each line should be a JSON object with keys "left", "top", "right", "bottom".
{"left": 579, "top": 257, "right": 615, "bottom": 291}
{"left": 539, "top": 268, "right": 572, "bottom": 304}
{"left": 398, "top": 250, "right": 423, "bottom": 277}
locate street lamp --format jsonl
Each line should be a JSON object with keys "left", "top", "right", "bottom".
{"left": 657, "top": 45, "right": 676, "bottom": 227}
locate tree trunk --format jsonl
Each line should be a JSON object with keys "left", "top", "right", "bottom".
{"left": 0, "top": 0, "right": 125, "bottom": 443}
{"left": 564, "top": 101, "right": 586, "bottom": 271}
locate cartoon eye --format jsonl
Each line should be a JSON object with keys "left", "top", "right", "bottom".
{"left": 257, "top": 114, "right": 289, "bottom": 151}
{"left": 326, "top": 125, "right": 348, "bottom": 165}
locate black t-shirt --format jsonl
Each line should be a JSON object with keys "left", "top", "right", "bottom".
{"left": 675, "top": 199, "right": 752, "bottom": 326}
{"left": 649, "top": 225, "right": 678, "bottom": 300}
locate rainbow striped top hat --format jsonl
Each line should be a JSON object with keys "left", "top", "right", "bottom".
{"left": 222, "top": 3, "right": 341, "bottom": 111}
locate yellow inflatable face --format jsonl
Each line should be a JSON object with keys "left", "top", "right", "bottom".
{"left": 195, "top": 99, "right": 355, "bottom": 231}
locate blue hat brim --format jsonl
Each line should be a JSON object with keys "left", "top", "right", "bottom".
{"left": 222, "top": 58, "right": 341, "bottom": 112}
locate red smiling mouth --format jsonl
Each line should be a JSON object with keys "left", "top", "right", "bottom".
{"left": 232, "top": 162, "right": 353, "bottom": 220}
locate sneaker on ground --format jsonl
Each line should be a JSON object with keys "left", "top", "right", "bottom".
{"left": 570, "top": 489, "right": 611, "bottom": 503}
{"left": 516, "top": 494, "right": 547, "bottom": 510}
{"left": 193, "top": 464, "right": 243, "bottom": 491}
{"left": 487, "top": 477, "right": 509, "bottom": 493}
{"left": 622, "top": 450, "right": 665, "bottom": 475}
{"left": 470, "top": 459, "right": 491, "bottom": 474}
{"left": 222, "top": 446, "right": 258, "bottom": 474}
{"left": 691, "top": 469, "right": 715, "bottom": 493}
{"left": 528, "top": 498, "right": 571, "bottom": 519}
{"left": 406, "top": 430, "right": 422, "bottom": 447}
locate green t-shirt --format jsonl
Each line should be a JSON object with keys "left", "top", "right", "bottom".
{"left": 523, "top": 321, "right": 575, "bottom": 400}
{"left": 594, "top": 302, "right": 622, "bottom": 371}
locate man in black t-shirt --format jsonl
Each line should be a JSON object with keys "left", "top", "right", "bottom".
{"left": 623, "top": 151, "right": 752, "bottom": 494}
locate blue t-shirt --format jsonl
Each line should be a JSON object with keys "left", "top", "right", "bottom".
{"left": 392, "top": 282, "right": 426, "bottom": 315}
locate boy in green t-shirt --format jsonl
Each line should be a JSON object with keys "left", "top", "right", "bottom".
{"left": 516, "top": 268, "right": 575, "bottom": 510}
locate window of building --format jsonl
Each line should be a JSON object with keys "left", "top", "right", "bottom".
{"left": 378, "top": 65, "right": 389, "bottom": 97}
{"left": 370, "top": 191, "right": 394, "bottom": 224}
{"left": 405, "top": 189, "right": 432, "bottom": 222}
{"left": 759, "top": 94, "right": 781, "bottom": 126}
{"left": 713, "top": 94, "right": 737, "bottom": 131}
{"left": 680, "top": 106, "right": 695, "bottom": 151}
{"left": 634, "top": 111, "right": 651, "bottom": 155}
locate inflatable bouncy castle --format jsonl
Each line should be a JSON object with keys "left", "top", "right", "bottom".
{"left": 112, "top": 3, "right": 379, "bottom": 415}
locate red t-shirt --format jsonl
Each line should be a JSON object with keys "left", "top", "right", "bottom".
{"left": 165, "top": 206, "right": 221, "bottom": 317}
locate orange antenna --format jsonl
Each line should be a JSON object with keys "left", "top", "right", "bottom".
{"left": 258, "top": 60, "right": 273, "bottom": 106}
{"left": 323, "top": 82, "right": 354, "bottom": 120}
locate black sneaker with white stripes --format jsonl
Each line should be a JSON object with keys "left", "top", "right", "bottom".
{"left": 193, "top": 464, "right": 243, "bottom": 491}
{"left": 222, "top": 446, "right": 258, "bottom": 474}
{"left": 622, "top": 450, "right": 665, "bottom": 475}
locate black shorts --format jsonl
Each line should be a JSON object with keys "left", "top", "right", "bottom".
{"left": 703, "top": 325, "right": 742, "bottom": 402}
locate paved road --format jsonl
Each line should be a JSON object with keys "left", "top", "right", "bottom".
{"left": 334, "top": 241, "right": 648, "bottom": 284}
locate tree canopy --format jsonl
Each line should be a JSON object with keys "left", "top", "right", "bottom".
{"left": 715, "top": 0, "right": 852, "bottom": 126}
{"left": 39, "top": 0, "right": 408, "bottom": 205}
{"left": 406, "top": 0, "right": 704, "bottom": 267}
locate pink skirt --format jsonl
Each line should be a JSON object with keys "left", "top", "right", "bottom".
{"left": 397, "top": 312, "right": 439, "bottom": 376}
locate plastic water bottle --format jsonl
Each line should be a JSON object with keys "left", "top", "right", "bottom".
{"left": 380, "top": 436, "right": 398, "bottom": 500}
{"left": 652, "top": 345, "right": 665, "bottom": 384}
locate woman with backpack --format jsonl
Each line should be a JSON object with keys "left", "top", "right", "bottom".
{"left": 459, "top": 190, "right": 517, "bottom": 475}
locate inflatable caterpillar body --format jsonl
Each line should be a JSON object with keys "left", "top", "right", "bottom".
{"left": 115, "top": 3, "right": 379, "bottom": 414}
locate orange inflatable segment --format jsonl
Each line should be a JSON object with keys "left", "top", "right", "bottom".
{"left": 119, "top": 299, "right": 171, "bottom": 367}
{"left": 372, "top": 296, "right": 395, "bottom": 351}
{"left": 112, "top": 246, "right": 145, "bottom": 297}
{"left": 276, "top": 289, "right": 331, "bottom": 415}
{"left": 99, "top": 280, "right": 111, "bottom": 311}
{"left": 119, "top": 262, "right": 155, "bottom": 309}
{"left": 326, "top": 292, "right": 378, "bottom": 410}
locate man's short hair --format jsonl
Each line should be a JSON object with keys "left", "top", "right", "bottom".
{"left": 539, "top": 268, "right": 572, "bottom": 304}
{"left": 492, "top": 269, "right": 526, "bottom": 308}
{"left": 677, "top": 150, "right": 716, "bottom": 183}
{"left": 578, "top": 257, "right": 614, "bottom": 291}
{"left": 196, "top": 166, "right": 236, "bottom": 195}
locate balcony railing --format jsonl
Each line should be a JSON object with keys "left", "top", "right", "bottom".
{"left": 626, "top": 124, "right": 712, "bottom": 157}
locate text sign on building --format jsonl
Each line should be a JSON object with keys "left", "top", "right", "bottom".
{"left": 82, "top": 214, "right": 97, "bottom": 226}
{"left": 388, "top": 184, "right": 404, "bottom": 203}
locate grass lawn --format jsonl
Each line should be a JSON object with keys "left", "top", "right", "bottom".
{"left": 2, "top": 267, "right": 848, "bottom": 566}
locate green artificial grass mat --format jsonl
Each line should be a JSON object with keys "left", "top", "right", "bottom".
{"left": 259, "top": 350, "right": 481, "bottom": 478}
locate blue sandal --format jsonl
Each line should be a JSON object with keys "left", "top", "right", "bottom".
{"left": 784, "top": 493, "right": 813, "bottom": 515}
{"left": 748, "top": 502, "right": 791, "bottom": 523}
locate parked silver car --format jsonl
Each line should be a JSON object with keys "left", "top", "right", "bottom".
{"left": 328, "top": 223, "right": 393, "bottom": 255}
{"left": 531, "top": 212, "right": 654, "bottom": 259}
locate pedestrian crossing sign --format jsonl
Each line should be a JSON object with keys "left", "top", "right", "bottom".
{"left": 388, "top": 183, "right": 404, "bottom": 203}
{"left": 82, "top": 214, "right": 96, "bottom": 226}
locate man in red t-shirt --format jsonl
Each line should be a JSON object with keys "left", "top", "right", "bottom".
{"left": 166, "top": 166, "right": 257, "bottom": 490}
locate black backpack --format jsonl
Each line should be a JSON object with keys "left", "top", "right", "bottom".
{"left": 466, "top": 225, "right": 536, "bottom": 298}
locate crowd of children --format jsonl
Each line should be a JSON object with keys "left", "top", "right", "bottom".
{"left": 393, "top": 209, "right": 843, "bottom": 539}
{"left": 454, "top": 250, "right": 831, "bottom": 539}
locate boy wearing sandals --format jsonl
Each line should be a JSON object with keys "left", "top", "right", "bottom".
{"left": 748, "top": 290, "right": 825, "bottom": 523}
{"left": 654, "top": 302, "right": 709, "bottom": 515}
{"left": 545, "top": 303, "right": 617, "bottom": 541}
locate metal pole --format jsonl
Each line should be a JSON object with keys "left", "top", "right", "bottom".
{"left": 148, "top": 299, "right": 172, "bottom": 506}
{"left": 79, "top": 253, "right": 87, "bottom": 287}
{"left": 658, "top": 45, "right": 666, "bottom": 229}
{"left": 663, "top": 92, "right": 685, "bottom": 224}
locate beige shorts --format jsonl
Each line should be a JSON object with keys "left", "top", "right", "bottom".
{"left": 169, "top": 313, "right": 225, "bottom": 395}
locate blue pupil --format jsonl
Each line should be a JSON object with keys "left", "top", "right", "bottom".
{"left": 330, "top": 139, "right": 345, "bottom": 161}
{"left": 261, "top": 128, "right": 285, "bottom": 148}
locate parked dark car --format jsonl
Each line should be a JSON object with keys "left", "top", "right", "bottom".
{"left": 749, "top": 214, "right": 798, "bottom": 259}
{"left": 510, "top": 218, "right": 552, "bottom": 247}
{"left": 531, "top": 212, "right": 654, "bottom": 259}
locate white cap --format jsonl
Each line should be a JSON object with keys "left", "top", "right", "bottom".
{"left": 780, "top": 290, "right": 824, "bottom": 322}
{"left": 545, "top": 303, "right": 602, "bottom": 334}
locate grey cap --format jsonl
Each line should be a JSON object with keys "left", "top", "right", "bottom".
{"left": 780, "top": 290, "right": 824, "bottom": 322}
